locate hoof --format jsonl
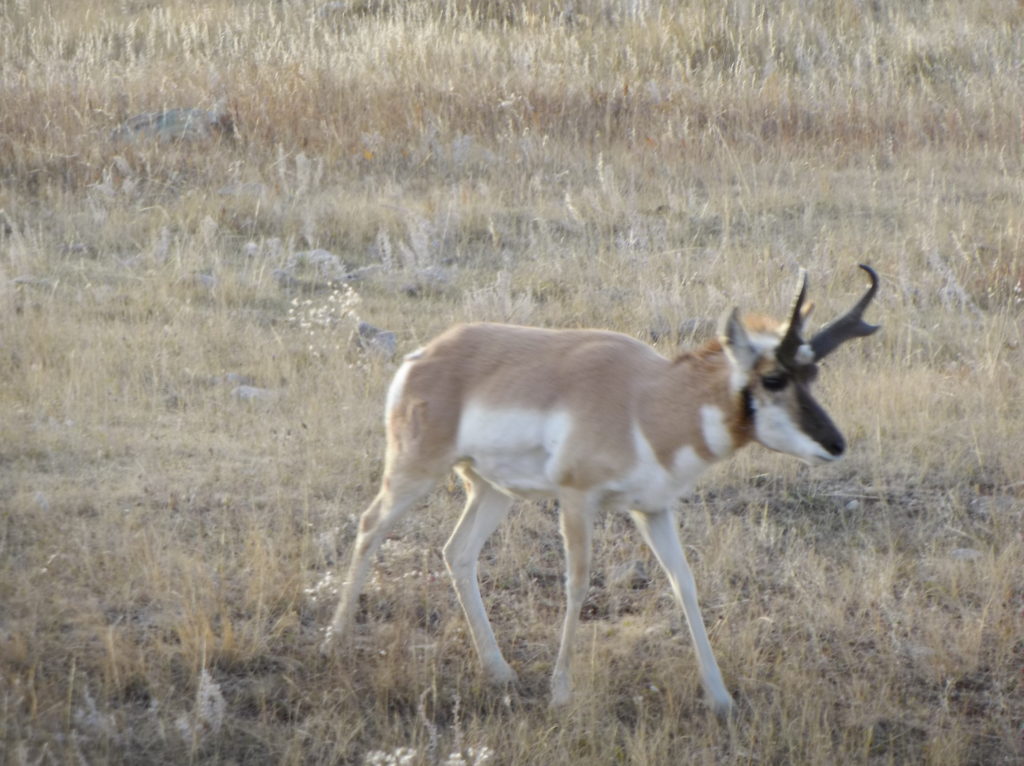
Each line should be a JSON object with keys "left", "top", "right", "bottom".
{"left": 710, "top": 694, "right": 736, "bottom": 720}
{"left": 486, "top": 663, "right": 519, "bottom": 686}
{"left": 549, "top": 678, "right": 572, "bottom": 709}
{"left": 548, "top": 691, "right": 571, "bottom": 709}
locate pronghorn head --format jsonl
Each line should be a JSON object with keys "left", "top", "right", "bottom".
{"left": 721, "top": 264, "right": 880, "bottom": 464}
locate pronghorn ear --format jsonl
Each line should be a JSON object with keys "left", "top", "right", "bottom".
{"left": 719, "top": 308, "right": 758, "bottom": 373}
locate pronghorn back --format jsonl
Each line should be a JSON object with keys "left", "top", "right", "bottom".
{"left": 385, "top": 323, "right": 749, "bottom": 500}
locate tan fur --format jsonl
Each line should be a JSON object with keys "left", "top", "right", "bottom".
{"left": 737, "top": 313, "right": 785, "bottom": 335}
{"left": 387, "top": 322, "right": 751, "bottom": 482}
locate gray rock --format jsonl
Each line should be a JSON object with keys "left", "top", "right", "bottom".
{"left": 12, "top": 275, "right": 58, "bottom": 290}
{"left": 272, "top": 268, "right": 302, "bottom": 290}
{"left": 351, "top": 321, "right": 397, "bottom": 358}
{"left": 287, "top": 249, "right": 348, "bottom": 278}
{"left": 275, "top": 249, "right": 353, "bottom": 292}
{"left": 609, "top": 560, "right": 650, "bottom": 590}
{"left": 345, "top": 264, "right": 383, "bottom": 281}
{"left": 231, "top": 385, "right": 278, "bottom": 402}
{"left": 217, "top": 183, "right": 268, "bottom": 198}
{"left": 221, "top": 372, "right": 255, "bottom": 387}
{"left": 188, "top": 272, "right": 217, "bottom": 290}
{"left": 950, "top": 548, "right": 983, "bottom": 562}
{"left": 62, "top": 242, "right": 96, "bottom": 257}
{"left": 113, "top": 106, "right": 235, "bottom": 143}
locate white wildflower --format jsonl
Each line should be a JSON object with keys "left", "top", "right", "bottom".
{"left": 363, "top": 746, "right": 417, "bottom": 765}
{"left": 304, "top": 571, "right": 340, "bottom": 603}
{"left": 444, "top": 746, "right": 494, "bottom": 766}
{"left": 73, "top": 686, "right": 117, "bottom": 740}
{"left": 285, "top": 284, "right": 364, "bottom": 358}
{"left": 176, "top": 668, "right": 226, "bottom": 744}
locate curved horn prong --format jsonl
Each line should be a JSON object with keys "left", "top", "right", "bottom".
{"left": 776, "top": 268, "right": 808, "bottom": 368}
{"left": 809, "top": 264, "right": 880, "bottom": 361}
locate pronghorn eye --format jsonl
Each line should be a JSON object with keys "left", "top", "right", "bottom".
{"left": 761, "top": 374, "right": 789, "bottom": 391}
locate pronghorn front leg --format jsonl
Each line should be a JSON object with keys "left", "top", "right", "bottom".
{"left": 629, "top": 509, "right": 735, "bottom": 717}
{"left": 550, "top": 489, "right": 597, "bottom": 707}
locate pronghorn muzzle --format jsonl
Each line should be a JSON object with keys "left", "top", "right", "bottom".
{"left": 795, "top": 384, "right": 845, "bottom": 457}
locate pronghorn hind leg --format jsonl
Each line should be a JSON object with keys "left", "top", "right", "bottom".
{"left": 629, "top": 508, "right": 734, "bottom": 717}
{"left": 321, "top": 472, "right": 437, "bottom": 653}
{"left": 442, "top": 465, "right": 517, "bottom": 684}
{"left": 549, "top": 489, "right": 596, "bottom": 707}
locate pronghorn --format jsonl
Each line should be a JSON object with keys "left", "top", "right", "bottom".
{"left": 323, "top": 265, "right": 879, "bottom": 714}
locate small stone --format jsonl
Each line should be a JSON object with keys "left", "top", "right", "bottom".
{"left": 113, "top": 106, "right": 234, "bottom": 143}
{"left": 62, "top": 242, "right": 95, "bottom": 257}
{"left": 352, "top": 322, "right": 397, "bottom": 358}
{"left": 286, "top": 249, "right": 348, "bottom": 280}
{"left": 231, "top": 385, "right": 278, "bottom": 402}
{"left": 218, "top": 183, "right": 268, "bottom": 198}
{"left": 950, "top": 548, "right": 983, "bottom": 562}
{"left": 906, "top": 643, "right": 935, "bottom": 661}
{"left": 272, "top": 268, "right": 300, "bottom": 289}
{"left": 345, "top": 265, "right": 383, "bottom": 281}
{"left": 220, "top": 372, "right": 255, "bottom": 387}
{"left": 190, "top": 272, "right": 216, "bottom": 290}
{"left": 609, "top": 560, "right": 650, "bottom": 590}
{"left": 13, "top": 275, "right": 58, "bottom": 289}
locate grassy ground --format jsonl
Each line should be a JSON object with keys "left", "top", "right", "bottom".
{"left": 2, "top": 1, "right": 1022, "bottom": 763}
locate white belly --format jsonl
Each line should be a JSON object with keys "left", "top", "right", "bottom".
{"left": 455, "top": 403, "right": 569, "bottom": 496}
{"left": 454, "top": 404, "right": 713, "bottom": 509}
{"left": 608, "top": 441, "right": 709, "bottom": 512}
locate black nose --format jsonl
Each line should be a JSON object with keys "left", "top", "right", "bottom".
{"left": 825, "top": 437, "right": 845, "bottom": 456}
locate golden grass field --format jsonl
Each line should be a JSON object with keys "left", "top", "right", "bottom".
{"left": 2, "top": 0, "right": 1022, "bottom": 763}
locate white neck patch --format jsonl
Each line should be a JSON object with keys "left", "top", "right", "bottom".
{"left": 700, "top": 404, "right": 735, "bottom": 458}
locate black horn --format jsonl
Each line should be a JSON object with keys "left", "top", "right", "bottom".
{"left": 776, "top": 268, "right": 809, "bottom": 369}
{"left": 809, "top": 264, "right": 880, "bottom": 361}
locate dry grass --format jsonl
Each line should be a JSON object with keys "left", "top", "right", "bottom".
{"left": 2, "top": 0, "right": 1022, "bottom": 763}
